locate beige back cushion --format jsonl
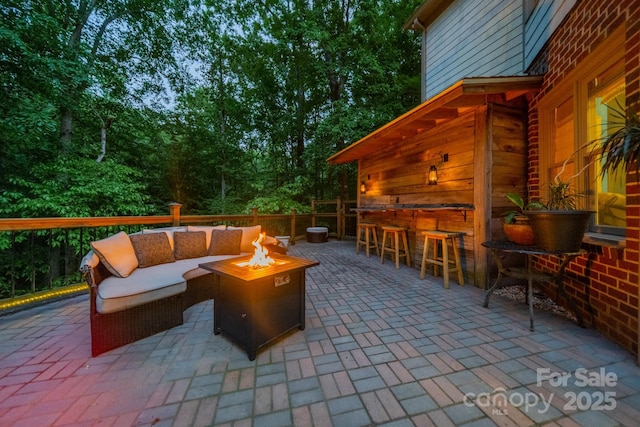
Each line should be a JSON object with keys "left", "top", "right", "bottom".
{"left": 90, "top": 231, "right": 139, "bottom": 278}
{"left": 228, "top": 225, "right": 262, "bottom": 252}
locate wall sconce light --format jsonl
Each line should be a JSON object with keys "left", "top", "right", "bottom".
{"left": 360, "top": 174, "right": 370, "bottom": 194}
{"left": 427, "top": 152, "right": 447, "bottom": 186}
{"left": 427, "top": 165, "right": 438, "bottom": 185}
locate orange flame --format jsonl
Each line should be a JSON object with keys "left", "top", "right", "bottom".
{"left": 247, "top": 232, "right": 276, "bottom": 268}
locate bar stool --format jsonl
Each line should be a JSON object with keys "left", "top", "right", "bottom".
{"left": 356, "top": 222, "right": 380, "bottom": 257}
{"left": 420, "top": 230, "right": 464, "bottom": 288}
{"left": 380, "top": 226, "right": 411, "bottom": 269}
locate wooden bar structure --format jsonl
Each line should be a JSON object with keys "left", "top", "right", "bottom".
{"left": 328, "top": 77, "right": 543, "bottom": 288}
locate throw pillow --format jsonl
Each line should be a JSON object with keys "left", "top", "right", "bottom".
{"left": 129, "top": 233, "right": 175, "bottom": 268}
{"left": 90, "top": 231, "right": 139, "bottom": 278}
{"left": 228, "top": 225, "right": 262, "bottom": 252}
{"left": 187, "top": 225, "right": 226, "bottom": 249}
{"left": 173, "top": 231, "right": 207, "bottom": 259}
{"left": 208, "top": 229, "right": 242, "bottom": 255}
{"left": 142, "top": 226, "right": 186, "bottom": 250}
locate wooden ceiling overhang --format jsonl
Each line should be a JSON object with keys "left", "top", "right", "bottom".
{"left": 326, "top": 76, "right": 543, "bottom": 165}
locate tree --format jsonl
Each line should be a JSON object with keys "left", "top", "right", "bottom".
{"left": 207, "top": 0, "right": 421, "bottom": 204}
{"left": 1, "top": 0, "right": 208, "bottom": 216}
{"left": 1, "top": 0, "right": 422, "bottom": 217}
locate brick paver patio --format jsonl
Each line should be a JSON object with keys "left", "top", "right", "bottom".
{"left": 1, "top": 240, "right": 639, "bottom": 426}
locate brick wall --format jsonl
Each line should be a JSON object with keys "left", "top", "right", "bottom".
{"left": 527, "top": 0, "right": 640, "bottom": 356}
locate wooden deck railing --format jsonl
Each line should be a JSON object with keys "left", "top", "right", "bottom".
{"left": 311, "top": 198, "right": 358, "bottom": 239}
{"left": 0, "top": 200, "right": 355, "bottom": 302}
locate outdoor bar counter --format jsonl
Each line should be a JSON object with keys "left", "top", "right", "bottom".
{"left": 353, "top": 203, "right": 476, "bottom": 284}
{"left": 352, "top": 203, "right": 474, "bottom": 211}
{"left": 353, "top": 203, "right": 474, "bottom": 220}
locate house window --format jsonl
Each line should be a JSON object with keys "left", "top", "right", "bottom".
{"left": 538, "top": 30, "right": 625, "bottom": 237}
{"left": 547, "top": 96, "right": 575, "bottom": 185}
{"left": 586, "top": 71, "right": 626, "bottom": 232}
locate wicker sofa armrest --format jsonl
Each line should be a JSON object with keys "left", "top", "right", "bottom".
{"left": 80, "top": 258, "right": 113, "bottom": 288}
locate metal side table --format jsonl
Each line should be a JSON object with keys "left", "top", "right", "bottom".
{"left": 482, "top": 240, "right": 585, "bottom": 331}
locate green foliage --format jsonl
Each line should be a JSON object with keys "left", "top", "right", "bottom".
{"left": 244, "top": 177, "right": 312, "bottom": 215}
{"left": 2, "top": 157, "right": 153, "bottom": 218}
{"left": 2, "top": 0, "right": 422, "bottom": 220}
{"left": 207, "top": 0, "right": 421, "bottom": 202}
{"left": 502, "top": 193, "right": 546, "bottom": 223}
{"left": 599, "top": 102, "right": 640, "bottom": 180}
{"left": 545, "top": 179, "right": 577, "bottom": 210}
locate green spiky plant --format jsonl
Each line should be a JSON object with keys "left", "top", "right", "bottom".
{"left": 545, "top": 143, "right": 592, "bottom": 210}
{"left": 599, "top": 102, "right": 640, "bottom": 180}
{"left": 545, "top": 178, "right": 576, "bottom": 210}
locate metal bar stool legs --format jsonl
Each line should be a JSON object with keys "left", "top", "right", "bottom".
{"left": 380, "top": 226, "right": 411, "bottom": 269}
{"left": 356, "top": 223, "right": 379, "bottom": 257}
{"left": 420, "top": 230, "right": 464, "bottom": 288}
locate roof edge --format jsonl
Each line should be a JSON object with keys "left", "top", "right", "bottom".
{"left": 327, "top": 76, "right": 543, "bottom": 164}
{"left": 403, "top": 0, "right": 454, "bottom": 31}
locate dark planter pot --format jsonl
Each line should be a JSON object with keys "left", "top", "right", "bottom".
{"left": 525, "top": 210, "right": 593, "bottom": 253}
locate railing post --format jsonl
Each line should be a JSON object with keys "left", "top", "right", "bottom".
{"left": 168, "top": 202, "right": 182, "bottom": 226}
{"left": 290, "top": 209, "right": 296, "bottom": 245}
{"left": 251, "top": 207, "right": 258, "bottom": 225}
{"left": 336, "top": 197, "right": 343, "bottom": 240}
{"left": 311, "top": 198, "right": 316, "bottom": 227}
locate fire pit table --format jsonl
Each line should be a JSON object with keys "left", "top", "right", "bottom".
{"left": 200, "top": 254, "right": 319, "bottom": 360}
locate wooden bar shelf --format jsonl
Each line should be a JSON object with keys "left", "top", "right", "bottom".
{"left": 353, "top": 204, "right": 474, "bottom": 221}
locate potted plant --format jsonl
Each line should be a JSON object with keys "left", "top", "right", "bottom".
{"left": 525, "top": 177, "right": 594, "bottom": 253}
{"left": 525, "top": 137, "right": 599, "bottom": 252}
{"left": 501, "top": 193, "right": 544, "bottom": 245}
{"left": 274, "top": 223, "right": 291, "bottom": 248}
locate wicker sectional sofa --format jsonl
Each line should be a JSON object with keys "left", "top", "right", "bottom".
{"left": 80, "top": 224, "right": 281, "bottom": 356}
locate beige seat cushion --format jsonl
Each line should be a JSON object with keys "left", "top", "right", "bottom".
{"left": 96, "top": 253, "right": 249, "bottom": 314}
{"left": 96, "top": 263, "right": 187, "bottom": 314}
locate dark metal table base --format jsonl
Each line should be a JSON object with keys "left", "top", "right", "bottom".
{"left": 482, "top": 241, "right": 585, "bottom": 331}
{"left": 200, "top": 254, "right": 318, "bottom": 360}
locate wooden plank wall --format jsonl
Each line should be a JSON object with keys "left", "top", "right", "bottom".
{"left": 357, "top": 102, "right": 529, "bottom": 287}
{"left": 360, "top": 109, "right": 476, "bottom": 206}
{"left": 358, "top": 110, "right": 478, "bottom": 284}
{"left": 489, "top": 104, "right": 529, "bottom": 240}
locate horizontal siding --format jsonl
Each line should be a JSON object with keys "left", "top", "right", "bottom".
{"left": 425, "top": 0, "right": 524, "bottom": 98}
{"left": 524, "top": 0, "right": 577, "bottom": 70}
